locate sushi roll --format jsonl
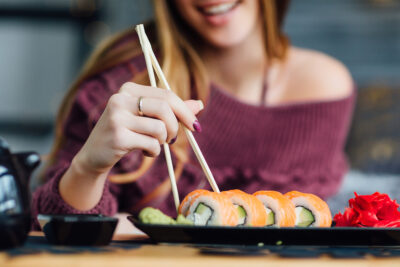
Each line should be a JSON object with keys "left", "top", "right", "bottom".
{"left": 221, "top": 190, "right": 267, "bottom": 226}
{"left": 185, "top": 191, "right": 238, "bottom": 226}
{"left": 253, "top": 190, "right": 296, "bottom": 227}
{"left": 178, "top": 189, "right": 209, "bottom": 216}
{"left": 284, "top": 191, "right": 332, "bottom": 227}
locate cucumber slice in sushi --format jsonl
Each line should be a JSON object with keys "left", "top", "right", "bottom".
{"left": 236, "top": 205, "right": 247, "bottom": 225}
{"left": 295, "top": 206, "right": 315, "bottom": 227}
{"left": 195, "top": 203, "right": 209, "bottom": 214}
{"left": 265, "top": 207, "right": 275, "bottom": 226}
{"left": 187, "top": 203, "right": 213, "bottom": 225}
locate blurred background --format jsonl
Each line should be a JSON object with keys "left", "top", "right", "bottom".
{"left": 0, "top": 0, "right": 399, "bottom": 212}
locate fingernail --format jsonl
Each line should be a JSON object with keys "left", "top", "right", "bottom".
{"left": 193, "top": 120, "right": 202, "bottom": 132}
{"left": 143, "top": 151, "right": 153, "bottom": 157}
{"left": 169, "top": 136, "right": 177, "bottom": 145}
{"left": 197, "top": 100, "right": 204, "bottom": 111}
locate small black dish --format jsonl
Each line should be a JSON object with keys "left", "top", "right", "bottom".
{"left": 0, "top": 214, "right": 31, "bottom": 249}
{"left": 38, "top": 214, "right": 118, "bottom": 246}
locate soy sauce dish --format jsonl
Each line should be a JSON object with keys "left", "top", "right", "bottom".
{"left": 37, "top": 214, "right": 118, "bottom": 246}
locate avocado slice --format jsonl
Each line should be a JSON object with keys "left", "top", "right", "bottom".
{"left": 237, "top": 206, "right": 247, "bottom": 218}
{"left": 295, "top": 206, "right": 315, "bottom": 227}
{"left": 265, "top": 207, "right": 275, "bottom": 226}
{"left": 234, "top": 205, "right": 247, "bottom": 225}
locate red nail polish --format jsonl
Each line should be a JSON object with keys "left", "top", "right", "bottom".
{"left": 193, "top": 120, "right": 202, "bottom": 132}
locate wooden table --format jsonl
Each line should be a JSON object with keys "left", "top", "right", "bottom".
{"left": 1, "top": 232, "right": 400, "bottom": 267}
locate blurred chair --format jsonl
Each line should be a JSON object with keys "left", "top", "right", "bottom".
{"left": 346, "top": 86, "right": 400, "bottom": 174}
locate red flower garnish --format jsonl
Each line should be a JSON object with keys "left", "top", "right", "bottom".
{"left": 334, "top": 192, "right": 400, "bottom": 228}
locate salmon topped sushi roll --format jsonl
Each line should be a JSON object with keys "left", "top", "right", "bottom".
{"left": 253, "top": 190, "right": 296, "bottom": 227}
{"left": 284, "top": 191, "right": 332, "bottom": 227}
{"left": 185, "top": 191, "right": 238, "bottom": 226}
{"left": 178, "top": 189, "right": 209, "bottom": 216}
{"left": 221, "top": 190, "right": 267, "bottom": 226}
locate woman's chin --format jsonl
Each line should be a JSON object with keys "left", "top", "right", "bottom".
{"left": 203, "top": 34, "right": 249, "bottom": 49}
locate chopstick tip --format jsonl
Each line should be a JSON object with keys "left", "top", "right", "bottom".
{"left": 134, "top": 24, "right": 144, "bottom": 33}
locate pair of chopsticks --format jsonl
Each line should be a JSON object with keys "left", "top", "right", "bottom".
{"left": 135, "top": 24, "right": 220, "bottom": 212}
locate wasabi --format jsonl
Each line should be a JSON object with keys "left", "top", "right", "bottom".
{"left": 139, "top": 207, "right": 176, "bottom": 225}
{"left": 176, "top": 214, "right": 194, "bottom": 225}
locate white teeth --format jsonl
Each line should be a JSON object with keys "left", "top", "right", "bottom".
{"left": 203, "top": 2, "right": 236, "bottom": 15}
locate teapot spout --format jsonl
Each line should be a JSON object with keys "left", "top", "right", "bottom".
{"left": 15, "top": 152, "right": 41, "bottom": 175}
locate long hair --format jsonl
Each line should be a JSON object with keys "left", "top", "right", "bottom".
{"left": 44, "top": 0, "right": 291, "bottom": 205}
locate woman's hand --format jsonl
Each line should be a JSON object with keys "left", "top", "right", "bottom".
{"left": 74, "top": 82, "right": 204, "bottom": 176}
{"left": 59, "top": 82, "right": 203, "bottom": 211}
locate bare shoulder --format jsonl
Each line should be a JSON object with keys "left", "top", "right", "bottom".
{"left": 283, "top": 47, "right": 354, "bottom": 102}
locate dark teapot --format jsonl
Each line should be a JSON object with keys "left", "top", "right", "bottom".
{"left": 0, "top": 137, "right": 40, "bottom": 249}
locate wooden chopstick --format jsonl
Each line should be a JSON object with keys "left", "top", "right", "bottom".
{"left": 136, "top": 25, "right": 180, "bottom": 211}
{"left": 136, "top": 24, "right": 220, "bottom": 193}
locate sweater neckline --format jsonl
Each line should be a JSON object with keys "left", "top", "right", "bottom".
{"left": 210, "top": 82, "right": 355, "bottom": 112}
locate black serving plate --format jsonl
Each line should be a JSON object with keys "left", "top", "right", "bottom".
{"left": 128, "top": 216, "right": 400, "bottom": 246}
{"left": 38, "top": 214, "right": 118, "bottom": 246}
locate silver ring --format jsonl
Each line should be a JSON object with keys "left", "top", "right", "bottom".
{"left": 137, "top": 96, "right": 144, "bottom": 116}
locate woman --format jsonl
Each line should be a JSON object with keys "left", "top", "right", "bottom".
{"left": 32, "top": 0, "right": 354, "bottom": 227}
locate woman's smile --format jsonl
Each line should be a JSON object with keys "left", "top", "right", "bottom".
{"left": 175, "top": 0, "right": 258, "bottom": 47}
{"left": 196, "top": 0, "right": 242, "bottom": 26}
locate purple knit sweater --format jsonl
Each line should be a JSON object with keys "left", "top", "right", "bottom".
{"left": 31, "top": 41, "right": 355, "bottom": 229}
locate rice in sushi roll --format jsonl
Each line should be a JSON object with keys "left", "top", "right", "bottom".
{"left": 221, "top": 190, "right": 267, "bottom": 226}
{"left": 185, "top": 191, "right": 238, "bottom": 226}
{"left": 178, "top": 189, "right": 209, "bottom": 216}
{"left": 253, "top": 190, "right": 296, "bottom": 227}
{"left": 284, "top": 191, "right": 332, "bottom": 227}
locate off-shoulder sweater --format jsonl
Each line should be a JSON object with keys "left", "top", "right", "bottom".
{"left": 31, "top": 42, "right": 355, "bottom": 229}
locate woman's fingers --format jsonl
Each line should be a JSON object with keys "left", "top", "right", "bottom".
{"left": 125, "top": 115, "right": 170, "bottom": 145}
{"left": 138, "top": 98, "right": 179, "bottom": 142}
{"left": 119, "top": 82, "right": 200, "bottom": 131}
{"left": 122, "top": 129, "right": 161, "bottom": 157}
{"left": 111, "top": 95, "right": 178, "bottom": 143}
{"left": 184, "top": 100, "right": 204, "bottom": 115}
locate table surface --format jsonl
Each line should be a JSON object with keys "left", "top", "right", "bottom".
{"left": 1, "top": 232, "right": 400, "bottom": 267}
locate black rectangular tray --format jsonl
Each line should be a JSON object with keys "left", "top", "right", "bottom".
{"left": 128, "top": 216, "right": 400, "bottom": 246}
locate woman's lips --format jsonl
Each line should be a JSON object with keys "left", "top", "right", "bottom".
{"left": 197, "top": 0, "right": 241, "bottom": 26}
{"left": 200, "top": 1, "right": 237, "bottom": 15}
